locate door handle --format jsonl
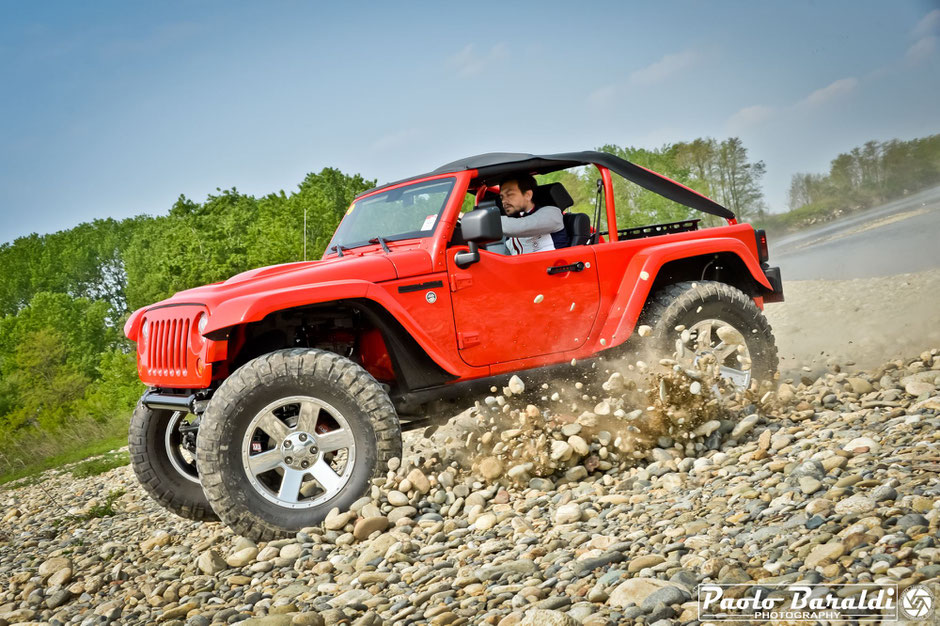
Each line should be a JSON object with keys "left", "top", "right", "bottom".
{"left": 547, "top": 262, "right": 585, "bottom": 275}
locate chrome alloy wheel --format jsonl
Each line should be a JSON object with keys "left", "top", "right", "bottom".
{"left": 682, "top": 318, "right": 753, "bottom": 389}
{"left": 241, "top": 396, "right": 356, "bottom": 510}
{"left": 165, "top": 411, "right": 200, "bottom": 485}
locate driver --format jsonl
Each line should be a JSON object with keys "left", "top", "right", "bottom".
{"left": 499, "top": 175, "right": 569, "bottom": 254}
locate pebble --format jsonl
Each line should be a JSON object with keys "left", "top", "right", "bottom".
{"left": 197, "top": 549, "right": 227, "bottom": 575}
{"left": 353, "top": 516, "right": 389, "bottom": 540}
{"left": 386, "top": 490, "right": 409, "bottom": 507}
{"left": 227, "top": 546, "right": 260, "bottom": 567}
{"left": 799, "top": 476, "right": 822, "bottom": 495}
{"left": 627, "top": 555, "right": 665, "bottom": 573}
{"left": 406, "top": 468, "right": 431, "bottom": 494}
{"left": 478, "top": 457, "right": 503, "bottom": 480}
{"left": 834, "top": 495, "right": 876, "bottom": 516}
{"left": 555, "top": 503, "right": 583, "bottom": 524}
{"left": 846, "top": 377, "right": 873, "bottom": 394}
{"left": 608, "top": 578, "right": 677, "bottom": 608}
{"left": 805, "top": 542, "right": 846, "bottom": 568}
{"left": 731, "top": 414, "right": 759, "bottom": 438}
{"left": 843, "top": 436, "right": 881, "bottom": 454}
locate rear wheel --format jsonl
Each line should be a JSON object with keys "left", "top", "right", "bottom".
{"left": 129, "top": 402, "right": 217, "bottom": 521}
{"left": 197, "top": 348, "right": 402, "bottom": 541}
{"left": 638, "top": 281, "right": 779, "bottom": 387}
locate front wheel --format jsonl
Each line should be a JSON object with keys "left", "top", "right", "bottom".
{"left": 638, "top": 281, "right": 779, "bottom": 388}
{"left": 196, "top": 348, "right": 402, "bottom": 541}
{"left": 129, "top": 402, "right": 218, "bottom": 521}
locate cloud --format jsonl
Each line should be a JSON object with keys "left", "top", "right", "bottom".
{"left": 798, "top": 77, "right": 859, "bottom": 107}
{"left": 447, "top": 43, "right": 508, "bottom": 78}
{"left": 629, "top": 50, "right": 700, "bottom": 85}
{"left": 723, "top": 77, "right": 857, "bottom": 131}
{"left": 906, "top": 36, "right": 938, "bottom": 64}
{"left": 726, "top": 105, "right": 775, "bottom": 132}
{"left": 913, "top": 9, "right": 940, "bottom": 38}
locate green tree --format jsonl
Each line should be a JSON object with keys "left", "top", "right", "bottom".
{"left": 785, "top": 133, "right": 940, "bottom": 227}
{"left": 713, "top": 138, "right": 767, "bottom": 220}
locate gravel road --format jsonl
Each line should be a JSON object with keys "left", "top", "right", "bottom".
{"left": 770, "top": 184, "right": 940, "bottom": 280}
{"left": 2, "top": 269, "right": 939, "bottom": 625}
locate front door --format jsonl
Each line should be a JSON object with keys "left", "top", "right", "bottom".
{"left": 447, "top": 247, "right": 600, "bottom": 367}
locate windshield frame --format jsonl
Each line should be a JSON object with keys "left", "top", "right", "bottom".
{"left": 327, "top": 175, "right": 457, "bottom": 252}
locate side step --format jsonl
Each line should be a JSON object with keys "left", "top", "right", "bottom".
{"left": 142, "top": 390, "right": 210, "bottom": 414}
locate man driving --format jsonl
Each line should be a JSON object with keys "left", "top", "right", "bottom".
{"left": 499, "top": 175, "right": 569, "bottom": 254}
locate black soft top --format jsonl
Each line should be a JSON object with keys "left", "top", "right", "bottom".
{"left": 360, "top": 150, "right": 734, "bottom": 220}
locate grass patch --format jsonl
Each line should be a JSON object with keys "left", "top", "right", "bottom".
{"left": 70, "top": 450, "right": 130, "bottom": 479}
{"left": 82, "top": 488, "right": 126, "bottom": 519}
{"left": 0, "top": 423, "right": 129, "bottom": 488}
{"left": 53, "top": 488, "right": 127, "bottom": 527}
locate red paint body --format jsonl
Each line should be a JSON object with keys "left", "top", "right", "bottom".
{"left": 124, "top": 161, "right": 778, "bottom": 393}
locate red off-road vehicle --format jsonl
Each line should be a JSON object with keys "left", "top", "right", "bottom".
{"left": 124, "top": 151, "right": 783, "bottom": 539}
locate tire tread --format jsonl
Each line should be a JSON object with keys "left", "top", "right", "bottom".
{"left": 197, "top": 349, "right": 401, "bottom": 541}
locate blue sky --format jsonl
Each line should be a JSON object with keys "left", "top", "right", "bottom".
{"left": 1, "top": 1, "right": 939, "bottom": 244}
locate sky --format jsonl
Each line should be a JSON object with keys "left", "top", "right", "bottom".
{"left": 1, "top": 1, "right": 939, "bottom": 244}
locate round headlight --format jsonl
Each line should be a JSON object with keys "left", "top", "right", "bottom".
{"left": 197, "top": 313, "right": 209, "bottom": 335}
{"left": 140, "top": 319, "right": 149, "bottom": 341}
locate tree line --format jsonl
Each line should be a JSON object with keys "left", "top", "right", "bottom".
{"left": 781, "top": 134, "right": 940, "bottom": 229}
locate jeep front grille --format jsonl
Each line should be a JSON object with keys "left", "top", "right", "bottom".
{"left": 148, "top": 317, "right": 191, "bottom": 376}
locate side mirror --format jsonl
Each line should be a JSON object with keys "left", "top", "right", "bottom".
{"left": 455, "top": 204, "right": 503, "bottom": 269}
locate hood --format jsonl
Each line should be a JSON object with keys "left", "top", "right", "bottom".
{"left": 124, "top": 248, "right": 434, "bottom": 341}
{"left": 174, "top": 254, "right": 399, "bottom": 309}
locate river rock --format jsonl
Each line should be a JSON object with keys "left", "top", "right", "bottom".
{"left": 197, "top": 549, "right": 227, "bottom": 575}
{"left": 834, "top": 495, "right": 876, "bottom": 515}
{"left": 608, "top": 578, "right": 676, "bottom": 608}
{"left": 555, "top": 503, "right": 582, "bottom": 524}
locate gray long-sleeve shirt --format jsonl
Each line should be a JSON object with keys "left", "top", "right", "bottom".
{"left": 500, "top": 205, "right": 564, "bottom": 254}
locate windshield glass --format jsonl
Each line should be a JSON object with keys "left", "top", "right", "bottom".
{"left": 328, "top": 178, "right": 456, "bottom": 251}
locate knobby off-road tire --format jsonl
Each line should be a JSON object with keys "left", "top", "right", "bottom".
{"left": 197, "top": 348, "right": 402, "bottom": 541}
{"left": 638, "top": 281, "right": 779, "bottom": 386}
{"left": 128, "top": 402, "right": 218, "bottom": 521}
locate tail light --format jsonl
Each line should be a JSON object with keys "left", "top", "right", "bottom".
{"left": 755, "top": 229, "right": 769, "bottom": 264}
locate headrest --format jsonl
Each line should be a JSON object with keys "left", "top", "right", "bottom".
{"left": 533, "top": 183, "right": 573, "bottom": 210}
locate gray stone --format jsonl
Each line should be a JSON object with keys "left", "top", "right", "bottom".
{"left": 478, "top": 560, "right": 538, "bottom": 581}
{"left": 641, "top": 585, "right": 691, "bottom": 609}
{"left": 731, "top": 414, "right": 760, "bottom": 438}
{"left": 790, "top": 460, "right": 826, "bottom": 481}
{"left": 897, "top": 513, "right": 930, "bottom": 530}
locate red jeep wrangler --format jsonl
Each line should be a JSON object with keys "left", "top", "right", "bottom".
{"left": 124, "top": 151, "right": 783, "bottom": 539}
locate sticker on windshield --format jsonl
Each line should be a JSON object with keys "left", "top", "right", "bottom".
{"left": 420, "top": 215, "right": 436, "bottom": 231}
{"left": 345, "top": 204, "right": 355, "bottom": 216}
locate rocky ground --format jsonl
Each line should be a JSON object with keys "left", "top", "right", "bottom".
{"left": 1, "top": 273, "right": 939, "bottom": 626}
